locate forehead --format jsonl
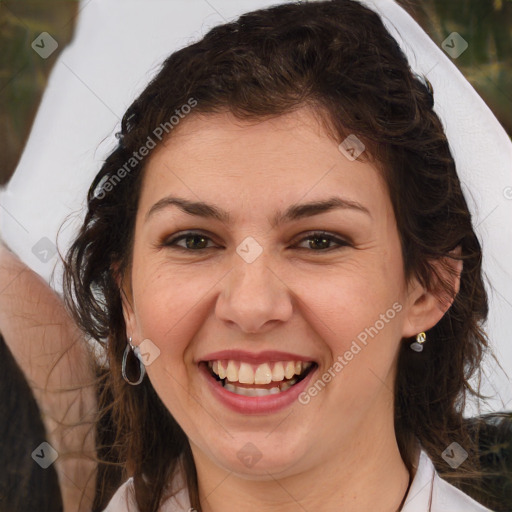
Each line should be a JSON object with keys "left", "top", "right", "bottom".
{"left": 138, "top": 108, "right": 391, "bottom": 223}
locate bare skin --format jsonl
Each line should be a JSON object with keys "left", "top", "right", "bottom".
{"left": 0, "top": 241, "right": 98, "bottom": 512}
{"left": 121, "top": 107, "right": 462, "bottom": 512}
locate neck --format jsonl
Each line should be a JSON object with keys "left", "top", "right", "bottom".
{"left": 192, "top": 413, "right": 413, "bottom": 512}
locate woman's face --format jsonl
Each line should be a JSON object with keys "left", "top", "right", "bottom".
{"left": 121, "top": 107, "right": 430, "bottom": 479}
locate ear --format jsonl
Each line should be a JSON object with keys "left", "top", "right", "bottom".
{"left": 112, "top": 262, "right": 139, "bottom": 340}
{"left": 401, "top": 246, "right": 463, "bottom": 338}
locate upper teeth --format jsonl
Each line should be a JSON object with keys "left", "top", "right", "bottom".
{"left": 208, "top": 360, "right": 312, "bottom": 384}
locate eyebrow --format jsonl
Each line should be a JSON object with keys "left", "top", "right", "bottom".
{"left": 145, "top": 195, "right": 371, "bottom": 227}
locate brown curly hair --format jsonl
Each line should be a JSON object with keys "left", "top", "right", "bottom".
{"left": 63, "top": 1, "right": 493, "bottom": 510}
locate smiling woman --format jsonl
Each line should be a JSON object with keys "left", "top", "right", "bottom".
{"left": 62, "top": 1, "right": 497, "bottom": 511}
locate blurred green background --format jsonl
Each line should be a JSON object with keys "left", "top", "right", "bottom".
{"left": 0, "top": 0, "right": 511, "bottom": 185}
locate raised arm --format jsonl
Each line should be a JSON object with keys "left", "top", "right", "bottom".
{"left": 0, "top": 240, "right": 98, "bottom": 512}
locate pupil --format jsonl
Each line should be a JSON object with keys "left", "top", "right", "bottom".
{"left": 311, "top": 236, "right": 329, "bottom": 250}
{"left": 186, "top": 235, "right": 207, "bottom": 249}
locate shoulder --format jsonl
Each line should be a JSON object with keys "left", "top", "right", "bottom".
{"left": 102, "top": 475, "right": 191, "bottom": 512}
{"left": 403, "top": 449, "right": 494, "bottom": 512}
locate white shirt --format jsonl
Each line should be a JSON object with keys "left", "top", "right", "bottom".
{"left": 103, "top": 450, "right": 494, "bottom": 512}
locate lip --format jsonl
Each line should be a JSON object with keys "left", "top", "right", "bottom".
{"left": 197, "top": 350, "right": 317, "bottom": 365}
{"left": 199, "top": 361, "right": 318, "bottom": 415}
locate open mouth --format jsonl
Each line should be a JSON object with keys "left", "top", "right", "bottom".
{"left": 202, "top": 359, "right": 317, "bottom": 397}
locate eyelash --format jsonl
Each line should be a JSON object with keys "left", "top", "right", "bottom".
{"left": 161, "top": 230, "right": 351, "bottom": 253}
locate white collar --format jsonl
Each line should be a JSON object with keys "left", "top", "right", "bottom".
{"left": 402, "top": 450, "right": 492, "bottom": 512}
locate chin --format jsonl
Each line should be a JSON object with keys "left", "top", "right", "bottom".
{"left": 205, "top": 432, "right": 310, "bottom": 478}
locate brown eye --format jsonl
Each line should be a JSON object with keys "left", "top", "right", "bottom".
{"left": 163, "top": 231, "right": 216, "bottom": 251}
{"left": 293, "top": 231, "right": 350, "bottom": 251}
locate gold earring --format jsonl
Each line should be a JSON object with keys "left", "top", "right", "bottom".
{"left": 410, "top": 332, "right": 426, "bottom": 352}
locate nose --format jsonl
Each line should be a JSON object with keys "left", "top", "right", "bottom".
{"left": 215, "top": 247, "right": 293, "bottom": 334}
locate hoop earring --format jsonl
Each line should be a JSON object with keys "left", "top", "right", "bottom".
{"left": 122, "top": 337, "right": 146, "bottom": 385}
{"left": 410, "top": 332, "right": 426, "bottom": 352}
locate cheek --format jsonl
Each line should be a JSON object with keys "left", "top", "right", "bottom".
{"left": 293, "top": 255, "right": 404, "bottom": 345}
{"left": 131, "top": 271, "right": 206, "bottom": 413}
{"left": 301, "top": 268, "right": 404, "bottom": 414}
{"left": 130, "top": 258, "right": 226, "bottom": 372}
{"left": 133, "top": 274, "right": 201, "bottom": 349}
